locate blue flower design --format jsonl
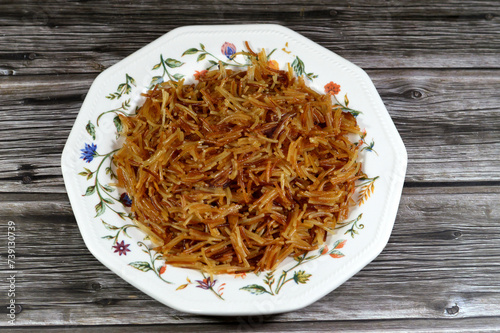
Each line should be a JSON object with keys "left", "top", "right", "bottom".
{"left": 221, "top": 42, "right": 236, "bottom": 60}
{"left": 80, "top": 143, "right": 98, "bottom": 163}
{"left": 120, "top": 193, "right": 132, "bottom": 207}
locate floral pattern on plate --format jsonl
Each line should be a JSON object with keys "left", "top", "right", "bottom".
{"left": 62, "top": 25, "right": 407, "bottom": 315}
{"left": 77, "top": 41, "right": 379, "bottom": 300}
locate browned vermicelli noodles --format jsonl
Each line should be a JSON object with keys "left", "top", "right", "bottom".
{"left": 113, "top": 48, "right": 366, "bottom": 275}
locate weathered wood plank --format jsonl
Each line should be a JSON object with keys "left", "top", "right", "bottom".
{"left": 0, "top": 0, "right": 499, "bottom": 74}
{"left": 7, "top": 317, "right": 500, "bottom": 333}
{"left": 1, "top": 186, "right": 499, "bottom": 325}
{"left": 0, "top": 0, "right": 499, "bottom": 330}
{"left": 1, "top": 69, "right": 499, "bottom": 192}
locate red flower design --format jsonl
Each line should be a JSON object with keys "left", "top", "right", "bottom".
{"left": 221, "top": 42, "right": 237, "bottom": 60}
{"left": 112, "top": 240, "right": 131, "bottom": 256}
{"left": 159, "top": 265, "right": 167, "bottom": 275}
{"left": 324, "top": 81, "right": 341, "bottom": 95}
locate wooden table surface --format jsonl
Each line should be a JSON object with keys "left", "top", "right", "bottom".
{"left": 1, "top": 1, "right": 499, "bottom": 331}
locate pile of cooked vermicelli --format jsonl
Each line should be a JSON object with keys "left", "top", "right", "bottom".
{"left": 113, "top": 48, "right": 366, "bottom": 274}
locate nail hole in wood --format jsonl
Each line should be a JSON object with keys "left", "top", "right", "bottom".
{"left": 412, "top": 90, "right": 423, "bottom": 99}
{"left": 446, "top": 304, "right": 459, "bottom": 315}
{"left": 91, "top": 282, "right": 102, "bottom": 291}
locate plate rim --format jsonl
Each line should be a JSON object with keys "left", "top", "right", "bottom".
{"left": 61, "top": 23, "right": 407, "bottom": 316}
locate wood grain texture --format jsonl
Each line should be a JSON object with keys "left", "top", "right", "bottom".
{"left": 0, "top": 0, "right": 499, "bottom": 76}
{"left": 0, "top": 69, "right": 498, "bottom": 193}
{"left": 0, "top": 187, "right": 499, "bottom": 326}
{"left": 6, "top": 317, "right": 500, "bottom": 332}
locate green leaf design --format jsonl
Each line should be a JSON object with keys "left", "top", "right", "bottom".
{"left": 292, "top": 56, "right": 305, "bottom": 76}
{"left": 150, "top": 75, "right": 164, "bottom": 87}
{"left": 103, "top": 198, "right": 114, "bottom": 204}
{"left": 347, "top": 229, "right": 359, "bottom": 236}
{"left": 329, "top": 250, "right": 345, "bottom": 258}
{"left": 200, "top": 43, "right": 206, "bottom": 51}
{"left": 207, "top": 59, "right": 219, "bottom": 70}
{"left": 79, "top": 168, "right": 93, "bottom": 178}
{"left": 113, "top": 116, "right": 122, "bottom": 133}
{"left": 152, "top": 63, "right": 161, "bottom": 70}
{"left": 267, "top": 48, "right": 277, "bottom": 60}
{"left": 102, "top": 220, "right": 120, "bottom": 231}
{"left": 182, "top": 48, "right": 199, "bottom": 56}
{"left": 127, "top": 74, "right": 136, "bottom": 86}
{"left": 240, "top": 284, "right": 270, "bottom": 295}
{"left": 101, "top": 184, "right": 115, "bottom": 193}
{"left": 84, "top": 185, "right": 96, "bottom": 196}
{"left": 86, "top": 121, "right": 96, "bottom": 140}
{"left": 332, "top": 239, "right": 346, "bottom": 249}
{"left": 172, "top": 73, "right": 185, "bottom": 80}
{"left": 293, "top": 270, "right": 311, "bottom": 284}
{"left": 102, "top": 235, "right": 114, "bottom": 240}
{"left": 165, "top": 58, "right": 184, "bottom": 68}
{"left": 264, "top": 271, "right": 275, "bottom": 284}
{"left": 291, "top": 56, "right": 316, "bottom": 81}
{"left": 197, "top": 53, "right": 206, "bottom": 62}
{"left": 95, "top": 201, "right": 105, "bottom": 217}
{"left": 129, "top": 261, "right": 153, "bottom": 272}
{"left": 344, "top": 94, "right": 349, "bottom": 107}
{"left": 105, "top": 75, "right": 136, "bottom": 100}
{"left": 307, "top": 73, "right": 318, "bottom": 80}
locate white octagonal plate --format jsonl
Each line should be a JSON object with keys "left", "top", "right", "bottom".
{"left": 61, "top": 24, "right": 407, "bottom": 315}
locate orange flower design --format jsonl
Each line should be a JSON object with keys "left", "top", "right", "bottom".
{"left": 233, "top": 272, "right": 247, "bottom": 279}
{"left": 194, "top": 69, "right": 208, "bottom": 80}
{"left": 268, "top": 60, "right": 279, "bottom": 70}
{"left": 357, "top": 129, "right": 367, "bottom": 147}
{"left": 324, "top": 81, "right": 341, "bottom": 95}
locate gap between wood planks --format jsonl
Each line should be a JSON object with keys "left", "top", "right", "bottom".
{"left": 4, "top": 316, "right": 500, "bottom": 332}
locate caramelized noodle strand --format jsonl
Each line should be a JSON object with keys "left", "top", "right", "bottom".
{"left": 114, "top": 49, "right": 366, "bottom": 274}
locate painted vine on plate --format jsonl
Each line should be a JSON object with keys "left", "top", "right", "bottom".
{"left": 240, "top": 239, "right": 347, "bottom": 296}
{"left": 77, "top": 40, "right": 381, "bottom": 300}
